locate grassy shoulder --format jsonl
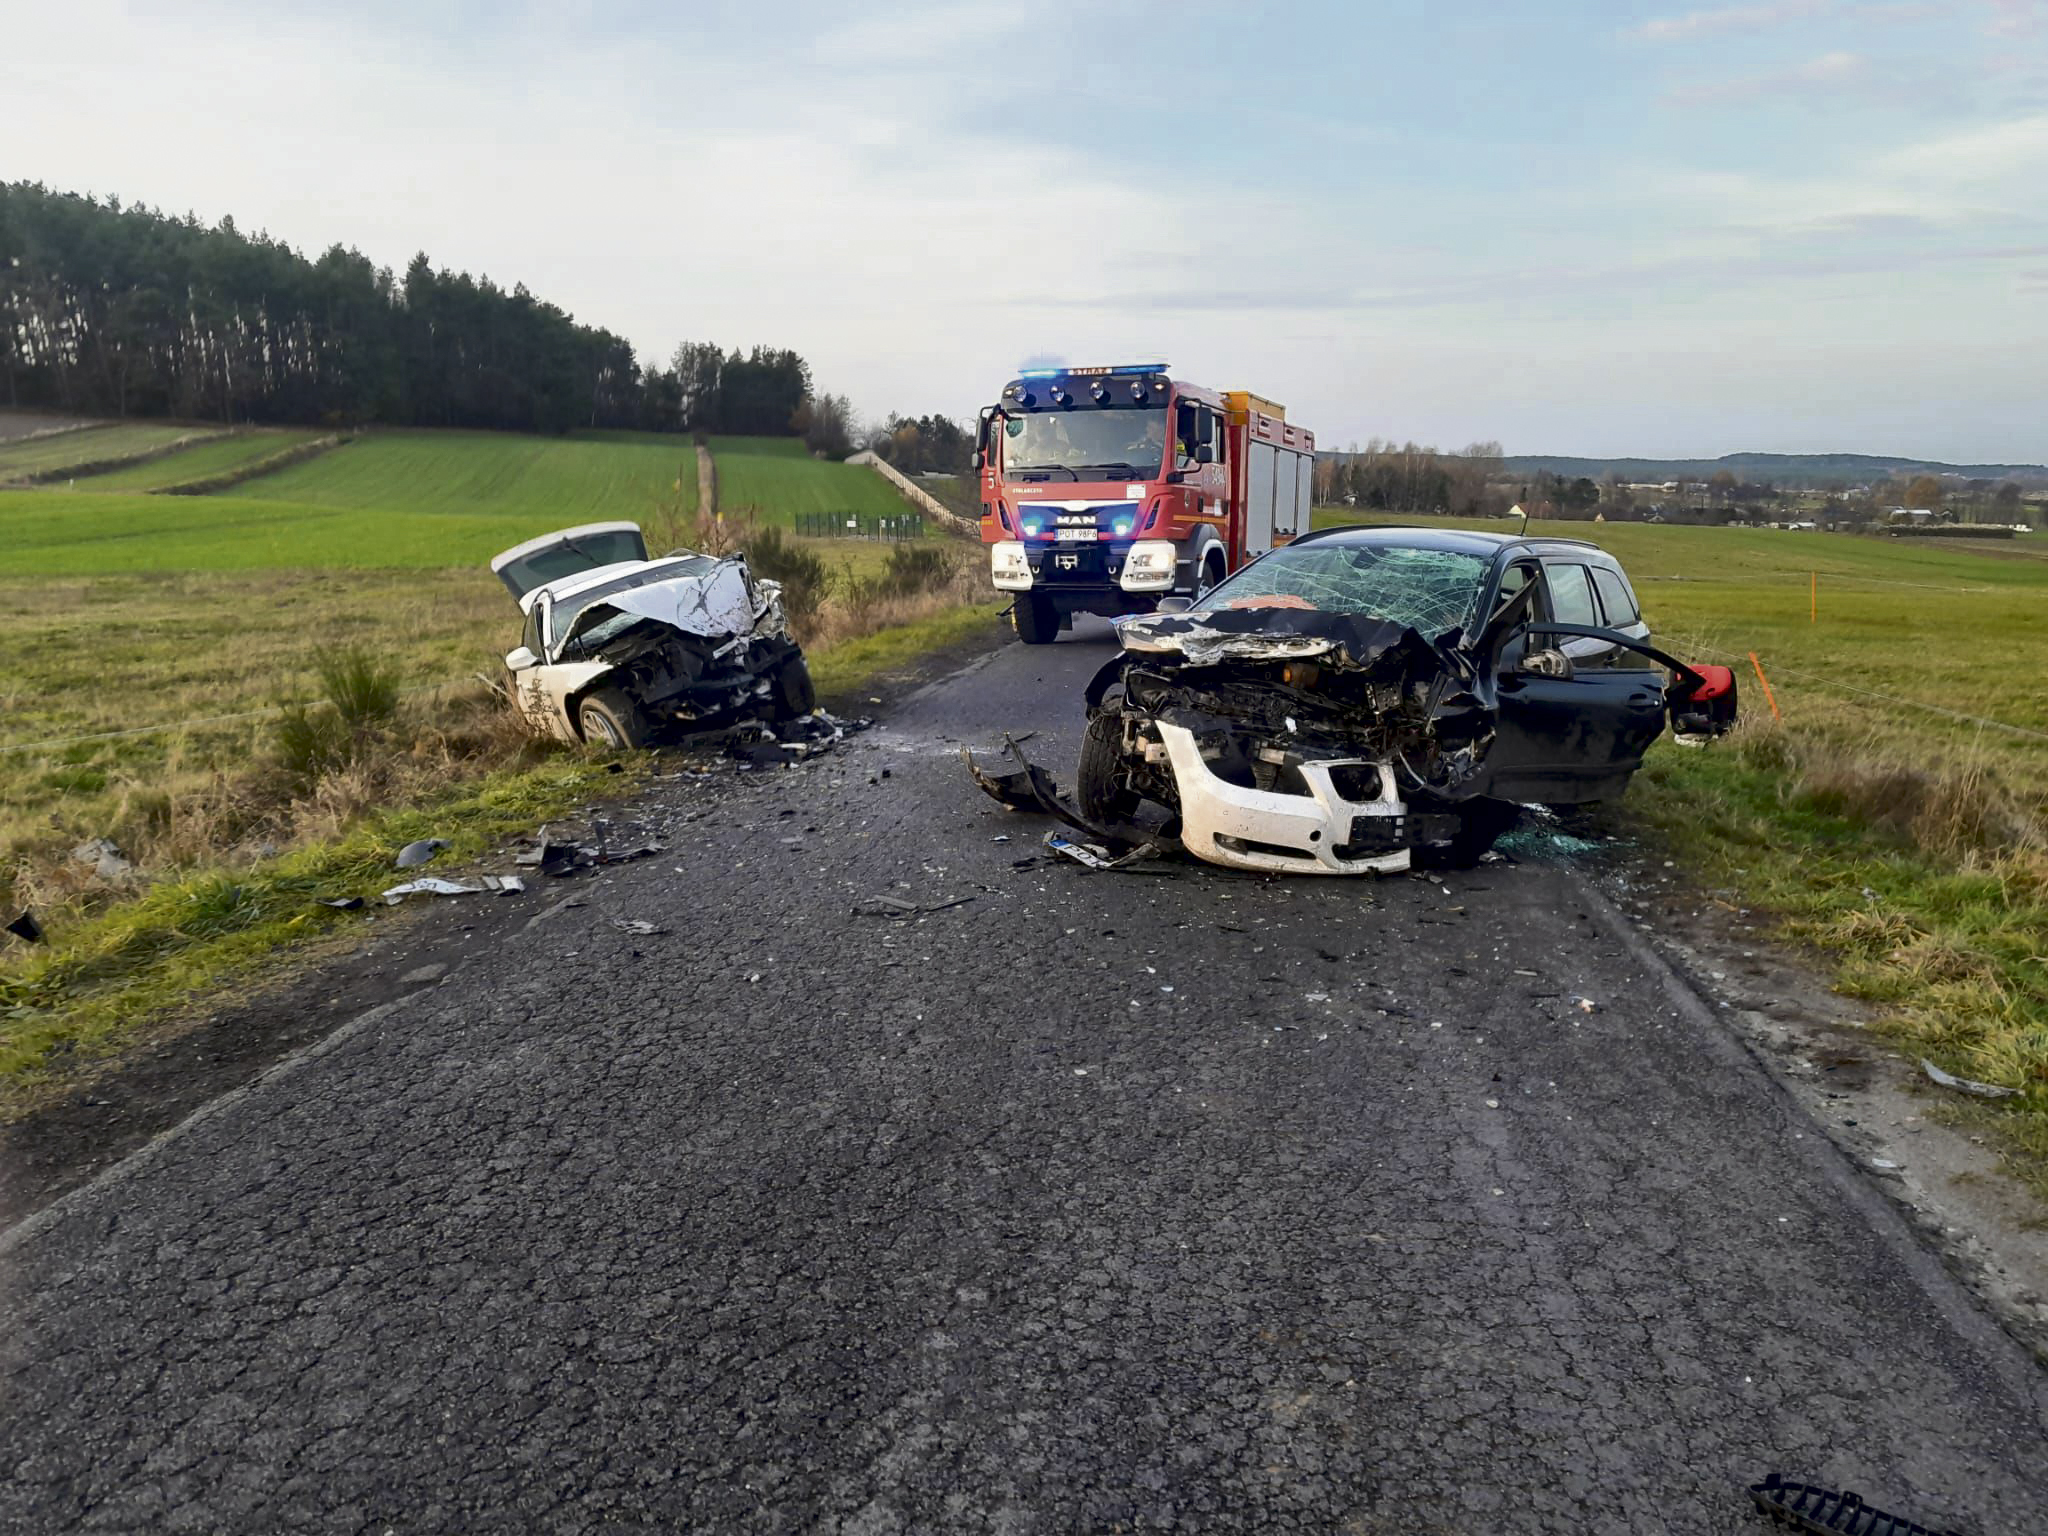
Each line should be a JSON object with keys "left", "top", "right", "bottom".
{"left": 0, "top": 754, "right": 636, "bottom": 1110}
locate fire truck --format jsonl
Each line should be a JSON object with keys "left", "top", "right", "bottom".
{"left": 976, "top": 364, "right": 1317, "bottom": 644}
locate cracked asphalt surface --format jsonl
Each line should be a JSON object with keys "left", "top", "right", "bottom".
{"left": 3, "top": 621, "right": 2046, "bottom": 1534}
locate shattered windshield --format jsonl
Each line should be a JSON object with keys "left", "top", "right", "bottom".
{"left": 1000, "top": 408, "right": 1167, "bottom": 478}
{"left": 548, "top": 556, "right": 715, "bottom": 648}
{"left": 1196, "top": 544, "right": 1489, "bottom": 637}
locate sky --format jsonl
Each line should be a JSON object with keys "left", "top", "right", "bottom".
{"left": 8, "top": 0, "right": 2047, "bottom": 461}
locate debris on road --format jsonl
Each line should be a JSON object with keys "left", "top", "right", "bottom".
{"left": 963, "top": 737, "right": 1064, "bottom": 814}
{"left": 5, "top": 909, "right": 45, "bottom": 945}
{"left": 1748, "top": 1472, "right": 1958, "bottom": 1535}
{"left": 964, "top": 736, "right": 1173, "bottom": 876}
{"left": 317, "top": 897, "right": 365, "bottom": 911}
{"left": 394, "top": 838, "right": 448, "bottom": 869}
{"left": 856, "top": 893, "right": 977, "bottom": 918}
{"left": 381, "top": 875, "right": 526, "bottom": 904}
{"left": 1920, "top": 1058, "right": 2017, "bottom": 1100}
{"left": 1044, "top": 831, "right": 1170, "bottom": 873}
{"left": 72, "top": 837, "right": 134, "bottom": 881}
{"left": 609, "top": 918, "right": 668, "bottom": 936}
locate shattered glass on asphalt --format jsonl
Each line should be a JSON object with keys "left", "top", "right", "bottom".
{"left": 1197, "top": 546, "right": 1488, "bottom": 639}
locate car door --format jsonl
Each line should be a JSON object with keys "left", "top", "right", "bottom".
{"left": 1482, "top": 561, "right": 1668, "bottom": 802}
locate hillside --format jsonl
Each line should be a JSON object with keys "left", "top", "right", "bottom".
{"left": 1496, "top": 451, "right": 2048, "bottom": 487}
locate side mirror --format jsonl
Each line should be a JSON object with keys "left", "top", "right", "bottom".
{"left": 1154, "top": 595, "right": 1194, "bottom": 613}
{"left": 504, "top": 646, "right": 539, "bottom": 671}
{"left": 1195, "top": 443, "right": 1214, "bottom": 465}
{"left": 1521, "top": 647, "right": 1573, "bottom": 680}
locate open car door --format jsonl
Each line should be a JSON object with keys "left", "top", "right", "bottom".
{"left": 1485, "top": 620, "right": 1738, "bottom": 801}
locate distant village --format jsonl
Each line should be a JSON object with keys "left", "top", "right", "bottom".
{"left": 1314, "top": 444, "right": 2042, "bottom": 539}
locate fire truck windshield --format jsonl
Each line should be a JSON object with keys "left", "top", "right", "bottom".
{"left": 999, "top": 408, "right": 1167, "bottom": 479}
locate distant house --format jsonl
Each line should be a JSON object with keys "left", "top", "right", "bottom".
{"left": 1885, "top": 507, "right": 1953, "bottom": 526}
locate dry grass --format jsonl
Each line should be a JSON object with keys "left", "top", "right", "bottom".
{"left": 1719, "top": 712, "right": 2044, "bottom": 865}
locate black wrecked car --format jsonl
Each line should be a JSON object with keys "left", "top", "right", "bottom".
{"left": 1076, "top": 525, "right": 1735, "bottom": 874}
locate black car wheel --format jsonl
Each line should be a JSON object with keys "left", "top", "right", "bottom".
{"left": 576, "top": 690, "right": 650, "bottom": 749}
{"left": 770, "top": 655, "right": 817, "bottom": 719}
{"left": 1420, "top": 798, "right": 1520, "bottom": 867}
{"left": 1077, "top": 711, "right": 1141, "bottom": 825}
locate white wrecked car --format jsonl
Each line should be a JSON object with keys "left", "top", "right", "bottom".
{"left": 491, "top": 521, "right": 815, "bottom": 748}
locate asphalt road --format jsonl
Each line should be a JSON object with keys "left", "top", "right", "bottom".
{"left": 3, "top": 621, "right": 2045, "bottom": 1534}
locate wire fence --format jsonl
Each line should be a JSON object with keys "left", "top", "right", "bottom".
{"left": 792, "top": 510, "right": 929, "bottom": 541}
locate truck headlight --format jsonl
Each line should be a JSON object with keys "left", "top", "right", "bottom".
{"left": 990, "top": 540, "right": 1034, "bottom": 591}
{"left": 1120, "top": 540, "right": 1177, "bottom": 591}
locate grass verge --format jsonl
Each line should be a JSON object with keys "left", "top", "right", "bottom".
{"left": 0, "top": 755, "right": 637, "bottom": 1112}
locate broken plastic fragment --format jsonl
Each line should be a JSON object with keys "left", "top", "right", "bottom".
{"left": 1919, "top": 1057, "right": 2017, "bottom": 1100}
{"left": 609, "top": 918, "right": 667, "bottom": 936}
{"left": 5, "top": 909, "right": 44, "bottom": 945}
{"left": 962, "top": 740, "right": 1063, "bottom": 814}
{"left": 1748, "top": 1472, "right": 1959, "bottom": 1535}
{"left": 72, "top": 837, "right": 134, "bottom": 881}
{"left": 1044, "top": 831, "right": 1167, "bottom": 872}
{"left": 857, "top": 893, "right": 975, "bottom": 918}
{"left": 395, "top": 839, "right": 449, "bottom": 869}
{"left": 381, "top": 875, "right": 526, "bottom": 904}
{"left": 318, "top": 897, "right": 365, "bottom": 911}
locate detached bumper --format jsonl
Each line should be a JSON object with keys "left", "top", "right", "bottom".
{"left": 1155, "top": 722, "right": 1412, "bottom": 876}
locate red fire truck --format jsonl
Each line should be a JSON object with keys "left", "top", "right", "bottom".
{"left": 975, "top": 364, "right": 1317, "bottom": 644}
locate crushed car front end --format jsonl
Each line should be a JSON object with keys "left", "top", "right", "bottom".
{"left": 1094, "top": 612, "right": 1489, "bottom": 876}
{"left": 492, "top": 526, "right": 815, "bottom": 747}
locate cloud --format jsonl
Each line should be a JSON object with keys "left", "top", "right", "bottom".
{"left": 1631, "top": 0, "right": 1963, "bottom": 40}
{"left": 1985, "top": 0, "right": 2047, "bottom": 36}
{"left": 1629, "top": 1, "right": 1830, "bottom": 41}
{"left": 1877, "top": 111, "right": 2048, "bottom": 180}
{"left": 1665, "top": 48, "right": 1868, "bottom": 103}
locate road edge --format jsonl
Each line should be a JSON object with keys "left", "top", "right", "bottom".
{"left": 1570, "top": 866, "right": 2048, "bottom": 1403}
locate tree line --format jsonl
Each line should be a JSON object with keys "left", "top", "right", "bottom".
{"left": 1314, "top": 439, "right": 1509, "bottom": 517}
{"left": 0, "top": 182, "right": 819, "bottom": 438}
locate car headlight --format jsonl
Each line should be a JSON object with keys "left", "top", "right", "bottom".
{"left": 990, "top": 540, "right": 1034, "bottom": 590}
{"left": 1120, "top": 539, "right": 1177, "bottom": 591}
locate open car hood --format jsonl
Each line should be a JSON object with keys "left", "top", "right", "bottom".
{"left": 491, "top": 521, "right": 649, "bottom": 601}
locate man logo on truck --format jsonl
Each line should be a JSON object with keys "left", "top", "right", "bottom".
{"left": 976, "top": 364, "right": 1318, "bottom": 645}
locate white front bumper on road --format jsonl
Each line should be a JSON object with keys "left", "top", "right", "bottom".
{"left": 1156, "top": 721, "right": 1411, "bottom": 876}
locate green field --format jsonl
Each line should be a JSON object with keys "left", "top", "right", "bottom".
{"left": 220, "top": 428, "right": 699, "bottom": 520}
{"left": 0, "top": 422, "right": 220, "bottom": 482}
{"left": 711, "top": 436, "right": 909, "bottom": 521}
{"left": 75, "top": 427, "right": 327, "bottom": 491}
{"left": 0, "top": 431, "right": 931, "bottom": 577}
{"left": 1309, "top": 511, "right": 2048, "bottom": 789}
{"left": 0, "top": 491, "right": 636, "bottom": 576}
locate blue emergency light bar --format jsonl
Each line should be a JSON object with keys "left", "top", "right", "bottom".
{"left": 1016, "top": 363, "right": 1167, "bottom": 379}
